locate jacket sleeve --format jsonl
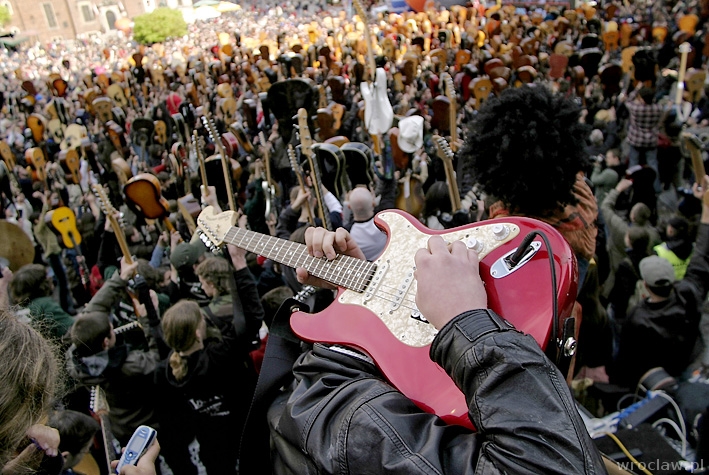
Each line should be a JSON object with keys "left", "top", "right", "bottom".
{"left": 681, "top": 223, "right": 709, "bottom": 302}
{"left": 270, "top": 310, "right": 607, "bottom": 475}
{"left": 275, "top": 206, "right": 300, "bottom": 240}
{"left": 233, "top": 267, "right": 264, "bottom": 345}
{"left": 601, "top": 189, "right": 628, "bottom": 238}
{"left": 84, "top": 272, "right": 129, "bottom": 315}
{"left": 430, "top": 309, "right": 607, "bottom": 474}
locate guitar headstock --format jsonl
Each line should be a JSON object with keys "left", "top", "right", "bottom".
{"left": 287, "top": 144, "right": 301, "bottom": 174}
{"left": 681, "top": 131, "right": 704, "bottom": 155}
{"left": 433, "top": 135, "right": 454, "bottom": 162}
{"left": 196, "top": 206, "right": 238, "bottom": 251}
{"left": 90, "top": 385, "right": 110, "bottom": 416}
{"left": 296, "top": 108, "right": 314, "bottom": 156}
{"left": 91, "top": 183, "right": 118, "bottom": 217}
{"left": 441, "top": 72, "right": 456, "bottom": 102}
{"left": 259, "top": 131, "right": 268, "bottom": 159}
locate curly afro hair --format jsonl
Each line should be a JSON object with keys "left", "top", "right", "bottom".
{"left": 460, "top": 86, "right": 591, "bottom": 218}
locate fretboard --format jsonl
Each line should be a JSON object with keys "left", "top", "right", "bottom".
{"left": 223, "top": 227, "right": 375, "bottom": 293}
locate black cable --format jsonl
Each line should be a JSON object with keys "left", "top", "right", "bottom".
{"left": 508, "top": 230, "right": 560, "bottom": 362}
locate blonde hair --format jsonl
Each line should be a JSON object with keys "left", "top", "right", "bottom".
{"left": 162, "top": 301, "right": 202, "bottom": 382}
{"left": 0, "top": 311, "right": 60, "bottom": 468}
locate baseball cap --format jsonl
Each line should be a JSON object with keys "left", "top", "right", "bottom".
{"left": 639, "top": 256, "right": 675, "bottom": 287}
{"left": 170, "top": 241, "right": 207, "bottom": 269}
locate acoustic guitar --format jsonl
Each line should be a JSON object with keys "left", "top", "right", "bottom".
{"left": 25, "top": 147, "right": 47, "bottom": 187}
{"left": 123, "top": 173, "right": 178, "bottom": 234}
{"left": 58, "top": 148, "right": 82, "bottom": 186}
{"left": 45, "top": 206, "right": 90, "bottom": 287}
{"left": 197, "top": 207, "right": 578, "bottom": 429}
{"left": 0, "top": 140, "right": 16, "bottom": 169}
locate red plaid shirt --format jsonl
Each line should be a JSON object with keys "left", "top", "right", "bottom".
{"left": 624, "top": 96, "right": 665, "bottom": 148}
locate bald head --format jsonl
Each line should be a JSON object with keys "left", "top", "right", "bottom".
{"left": 348, "top": 187, "right": 375, "bottom": 221}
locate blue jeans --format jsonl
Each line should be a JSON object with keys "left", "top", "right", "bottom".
{"left": 628, "top": 145, "right": 661, "bottom": 193}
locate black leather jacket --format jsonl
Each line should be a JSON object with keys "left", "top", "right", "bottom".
{"left": 268, "top": 309, "right": 607, "bottom": 474}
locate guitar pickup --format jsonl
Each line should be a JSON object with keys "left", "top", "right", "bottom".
{"left": 390, "top": 268, "right": 414, "bottom": 312}
{"left": 362, "top": 262, "right": 387, "bottom": 303}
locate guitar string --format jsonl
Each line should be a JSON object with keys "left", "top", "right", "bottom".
{"left": 367, "top": 282, "right": 419, "bottom": 307}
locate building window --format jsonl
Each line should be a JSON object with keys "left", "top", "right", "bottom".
{"left": 42, "top": 3, "right": 57, "bottom": 28}
{"left": 79, "top": 2, "right": 95, "bottom": 21}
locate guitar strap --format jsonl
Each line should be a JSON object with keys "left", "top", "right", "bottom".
{"left": 238, "top": 297, "right": 306, "bottom": 475}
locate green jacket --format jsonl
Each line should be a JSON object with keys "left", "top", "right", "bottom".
{"left": 27, "top": 296, "right": 74, "bottom": 339}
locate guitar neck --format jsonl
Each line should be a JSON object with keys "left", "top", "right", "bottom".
{"left": 100, "top": 414, "right": 113, "bottom": 469}
{"left": 297, "top": 109, "right": 331, "bottom": 230}
{"left": 221, "top": 225, "right": 374, "bottom": 291}
{"left": 434, "top": 136, "right": 462, "bottom": 211}
{"left": 108, "top": 215, "right": 134, "bottom": 265}
{"left": 288, "top": 145, "right": 315, "bottom": 226}
{"left": 443, "top": 159, "right": 462, "bottom": 212}
{"left": 204, "top": 117, "right": 236, "bottom": 211}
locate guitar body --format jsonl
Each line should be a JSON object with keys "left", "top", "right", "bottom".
{"left": 311, "top": 143, "right": 347, "bottom": 198}
{"left": 59, "top": 148, "right": 82, "bottom": 185}
{"left": 46, "top": 206, "right": 82, "bottom": 248}
{"left": 25, "top": 147, "right": 46, "bottom": 183}
{"left": 27, "top": 114, "right": 46, "bottom": 143}
{"left": 289, "top": 211, "right": 578, "bottom": 428}
{"left": 340, "top": 142, "right": 375, "bottom": 188}
{"left": 395, "top": 173, "right": 425, "bottom": 218}
{"left": 0, "top": 141, "right": 16, "bottom": 169}
{"left": 124, "top": 173, "right": 170, "bottom": 219}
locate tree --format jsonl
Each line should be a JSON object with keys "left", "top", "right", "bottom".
{"left": 133, "top": 7, "right": 186, "bottom": 44}
{"left": 0, "top": 5, "right": 11, "bottom": 27}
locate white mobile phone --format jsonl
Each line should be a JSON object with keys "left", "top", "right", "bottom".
{"left": 115, "top": 425, "right": 157, "bottom": 473}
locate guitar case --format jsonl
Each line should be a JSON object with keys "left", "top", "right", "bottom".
{"left": 340, "top": 142, "right": 375, "bottom": 188}
{"left": 267, "top": 78, "right": 318, "bottom": 144}
{"left": 311, "top": 143, "right": 348, "bottom": 199}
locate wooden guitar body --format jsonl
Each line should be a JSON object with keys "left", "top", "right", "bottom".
{"left": 197, "top": 209, "right": 578, "bottom": 429}
{"left": 46, "top": 206, "right": 82, "bottom": 248}
{"left": 124, "top": 173, "right": 170, "bottom": 220}
{"left": 395, "top": 171, "right": 425, "bottom": 218}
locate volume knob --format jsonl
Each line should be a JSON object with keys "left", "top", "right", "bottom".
{"left": 492, "top": 224, "right": 509, "bottom": 240}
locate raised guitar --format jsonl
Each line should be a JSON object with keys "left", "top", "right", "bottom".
{"left": 259, "top": 131, "right": 279, "bottom": 223}
{"left": 441, "top": 72, "right": 458, "bottom": 152}
{"left": 297, "top": 108, "right": 331, "bottom": 230}
{"left": 433, "top": 135, "right": 462, "bottom": 212}
{"left": 45, "top": 206, "right": 91, "bottom": 287}
{"left": 89, "top": 386, "right": 121, "bottom": 475}
{"left": 197, "top": 207, "right": 577, "bottom": 429}
{"left": 123, "top": 173, "right": 178, "bottom": 234}
{"left": 288, "top": 144, "right": 315, "bottom": 226}
{"left": 681, "top": 131, "right": 708, "bottom": 206}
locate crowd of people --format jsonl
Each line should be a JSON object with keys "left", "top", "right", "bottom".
{"left": 1, "top": 0, "right": 709, "bottom": 473}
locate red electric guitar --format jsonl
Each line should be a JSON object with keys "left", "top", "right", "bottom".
{"left": 197, "top": 207, "right": 578, "bottom": 429}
